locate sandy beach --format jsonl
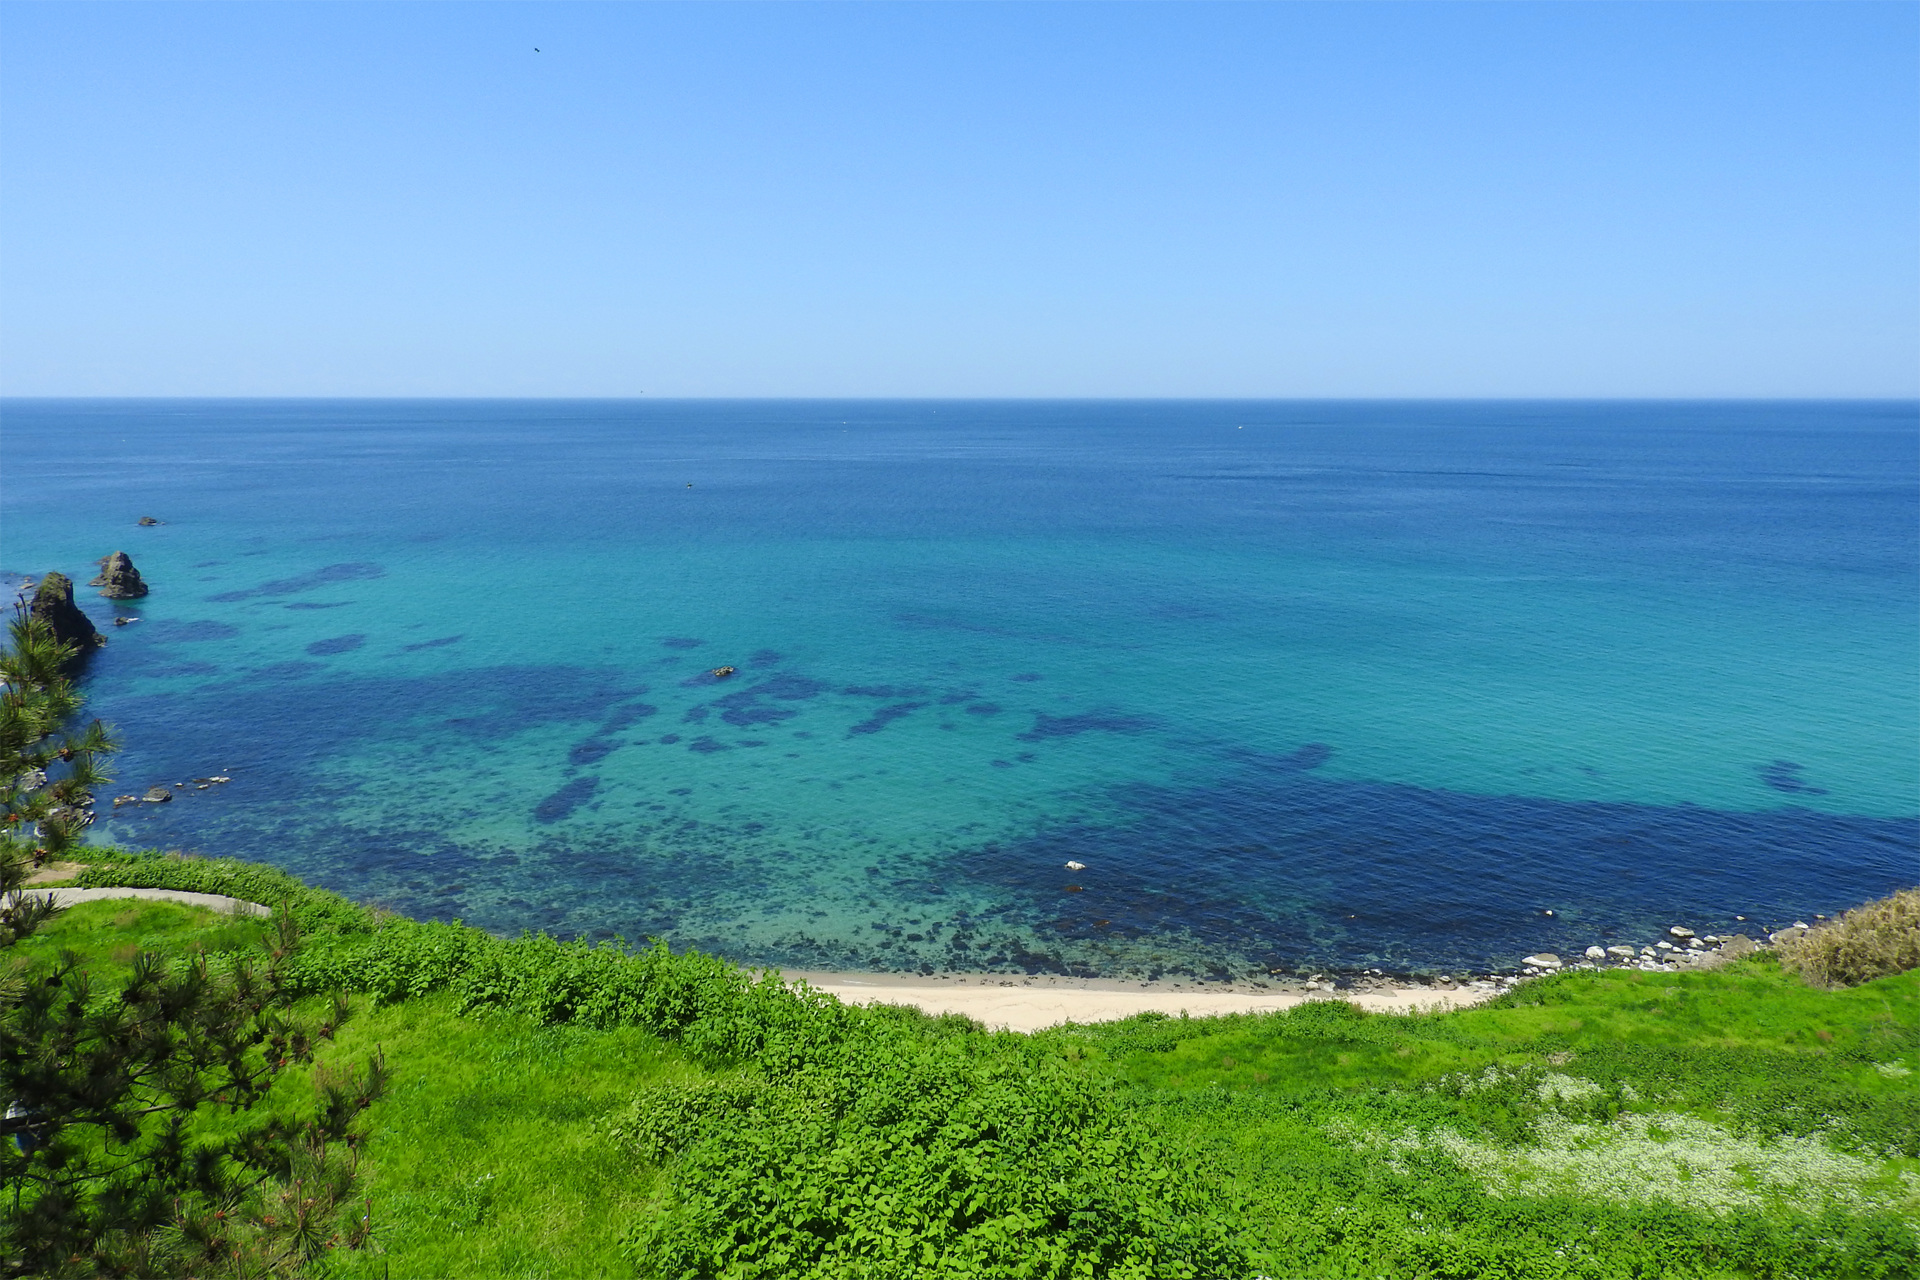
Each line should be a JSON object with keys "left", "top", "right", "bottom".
{"left": 781, "top": 968, "right": 1496, "bottom": 1033}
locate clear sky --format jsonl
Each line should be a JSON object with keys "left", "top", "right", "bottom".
{"left": 2, "top": 1, "right": 1914, "bottom": 398}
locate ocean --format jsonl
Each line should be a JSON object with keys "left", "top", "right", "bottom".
{"left": 4, "top": 399, "right": 1915, "bottom": 978}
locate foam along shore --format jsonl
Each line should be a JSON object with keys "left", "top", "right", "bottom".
{"left": 780, "top": 969, "right": 1499, "bottom": 1033}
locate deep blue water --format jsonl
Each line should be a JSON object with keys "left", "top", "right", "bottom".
{"left": 4, "top": 400, "right": 1915, "bottom": 977}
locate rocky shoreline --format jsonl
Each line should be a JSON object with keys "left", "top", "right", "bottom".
{"left": 785, "top": 916, "right": 1823, "bottom": 1010}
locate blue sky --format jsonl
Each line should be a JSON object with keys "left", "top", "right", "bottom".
{"left": 2, "top": 1, "right": 1914, "bottom": 397}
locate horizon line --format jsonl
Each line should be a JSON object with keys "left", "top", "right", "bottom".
{"left": 4, "top": 394, "right": 1917, "bottom": 405}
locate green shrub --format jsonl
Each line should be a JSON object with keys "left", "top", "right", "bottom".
{"left": 623, "top": 1042, "right": 1242, "bottom": 1280}
{"left": 1779, "top": 888, "right": 1920, "bottom": 988}
{"left": 63, "top": 854, "right": 1918, "bottom": 1277}
{"left": 601, "top": 1077, "right": 787, "bottom": 1164}
{"left": 73, "top": 848, "right": 378, "bottom": 935}
{"left": 288, "top": 921, "right": 1249, "bottom": 1276}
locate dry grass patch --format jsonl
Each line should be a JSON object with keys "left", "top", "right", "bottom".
{"left": 1778, "top": 888, "right": 1920, "bottom": 988}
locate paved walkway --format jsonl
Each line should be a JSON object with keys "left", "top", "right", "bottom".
{"left": 39, "top": 886, "right": 270, "bottom": 918}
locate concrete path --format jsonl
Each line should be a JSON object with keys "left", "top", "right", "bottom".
{"left": 39, "top": 887, "right": 270, "bottom": 917}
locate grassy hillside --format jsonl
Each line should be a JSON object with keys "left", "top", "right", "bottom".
{"left": 7, "top": 854, "right": 1916, "bottom": 1279}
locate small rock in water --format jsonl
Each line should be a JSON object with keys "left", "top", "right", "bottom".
{"left": 137, "top": 516, "right": 161, "bottom": 526}
{"left": 1584, "top": 945, "right": 1607, "bottom": 960}
{"left": 1523, "top": 953, "right": 1562, "bottom": 968}
{"left": 1656, "top": 940, "right": 1674, "bottom": 950}
{"left": 1687, "top": 937, "right": 1706, "bottom": 949}
{"left": 1793, "top": 921, "right": 1809, "bottom": 930}
{"left": 142, "top": 786, "right": 172, "bottom": 803}
{"left": 1064, "top": 860, "right": 1086, "bottom": 871}
{"left": 89, "top": 551, "right": 149, "bottom": 599}
{"left": 1668, "top": 926, "right": 1695, "bottom": 939}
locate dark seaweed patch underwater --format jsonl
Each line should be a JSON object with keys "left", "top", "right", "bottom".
{"left": 77, "top": 648, "right": 1915, "bottom": 979}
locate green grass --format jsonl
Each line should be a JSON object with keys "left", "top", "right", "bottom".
{"left": 1041, "top": 962, "right": 1920, "bottom": 1278}
{"left": 12, "top": 899, "right": 708, "bottom": 1278}
{"left": 11, "top": 896, "right": 277, "bottom": 977}
{"left": 1066, "top": 961, "right": 1919, "bottom": 1128}
{"left": 313, "top": 997, "right": 691, "bottom": 1280}
{"left": 12, "top": 879, "right": 1918, "bottom": 1279}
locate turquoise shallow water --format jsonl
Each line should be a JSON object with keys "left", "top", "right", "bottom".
{"left": 3, "top": 400, "right": 1915, "bottom": 976}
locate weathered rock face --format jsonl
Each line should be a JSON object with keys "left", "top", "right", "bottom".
{"left": 89, "top": 550, "right": 149, "bottom": 599}
{"left": 29, "top": 572, "right": 102, "bottom": 661}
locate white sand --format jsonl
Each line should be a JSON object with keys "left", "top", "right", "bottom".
{"left": 782, "top": 969, "right": 1493, "bottom": 1033}
{"left": 24, "top": 882, "right": 1503, "bottom": 1029}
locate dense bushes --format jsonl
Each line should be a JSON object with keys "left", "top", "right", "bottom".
{"left": 73, "top": 850, "right": 1248, "bottom": 1277}
{"left": 293, "top": 923, "right": 1242, "bottom": 1276}
{"left": 1778, "top": 888, "right": 1920, "bottom": 988}
{"left": 614, "top": 1042, "right": 1238, "bottom": 1279}
{"left": 65, "top": 850, "right": 1919, "bottom": 1278}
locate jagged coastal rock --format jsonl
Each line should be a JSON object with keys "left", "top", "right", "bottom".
{"left": 89, "top": 550, "right": 149, "bottom": 599}
{"left": 29, "top": 572, "right": 102, "bottom": 661}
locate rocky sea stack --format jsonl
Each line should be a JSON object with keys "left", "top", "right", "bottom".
{"left": 89, "top": 550, "right": 149, "bottom": 599}
{"left": 29, "top": 572, "right": 102, "bottom": 661}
